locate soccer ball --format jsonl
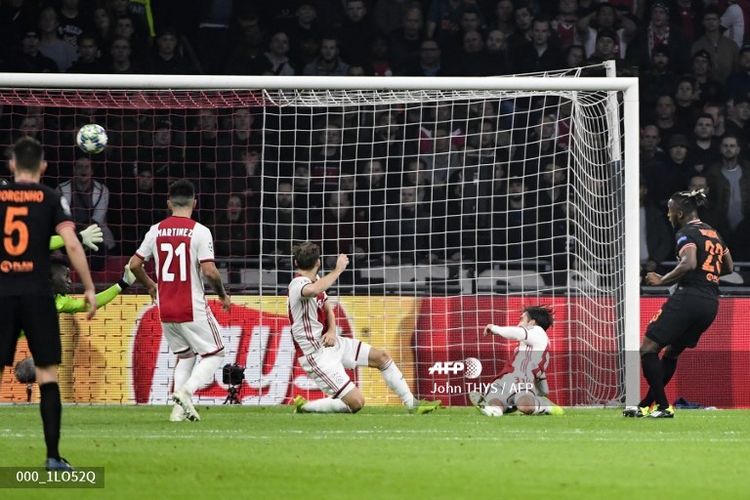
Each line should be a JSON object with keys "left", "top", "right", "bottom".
{"left": 76, "top": 124, "right": 108, "bottom": 154}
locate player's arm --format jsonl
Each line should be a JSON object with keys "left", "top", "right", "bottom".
{"left": 483, "top": 324, "right": 528, "bottom": 341}
{"left": 58, "top": 224, "right": 97, "bottom": 319}
{"left": 50, "top": 224, "right": 103, "bottom": 251}
{"left": 56, "top": 266, "right": 136, "bottom": 313}
{"left": 301, "top": 254, "right": 349, "bottom": 297}
{"left": 321, "top": 301, "right": 337, "bottom": 347}
{"left": 645, "top": 245, "right": 697, "bottom": 286}
{"left": 128, "top": 254, "right": 157, "bottom": 302}
{"left": 720, "top": 248, "right": 734, "bottom": 276}
{"left": 201, "top": 260, "right": 231, "bottom": 311}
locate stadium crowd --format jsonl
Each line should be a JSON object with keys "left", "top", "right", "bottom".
{"left": 1, "top": 0, "right": 749, "bottom": 285}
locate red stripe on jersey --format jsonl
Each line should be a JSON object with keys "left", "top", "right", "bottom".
{"left": 55, "top": 221, "right": 75, "bottom": 233}
{"left": 207, "top": 310, "right": 224, "bottom": 349}
{"left": 307, "top": 355, "right": 339, "bottom": 392}
{"left": 156, "top": 216, "right": 197, "bottom": 323}
{"left": 532, "top": 348, "right": 549, "bottom": 378}
{"left": 679, "top": 243, "right": 697, "bottom": 255}
{"left": 333, "top": 380, "right": 353, "bottom": 399}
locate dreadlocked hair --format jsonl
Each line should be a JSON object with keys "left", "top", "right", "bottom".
{"left": 671, "top": 188, "right": 707, "bottom": 213}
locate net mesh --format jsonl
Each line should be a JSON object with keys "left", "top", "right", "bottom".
{"left": 0, "top": 66, "right": 629, "bottom": 406}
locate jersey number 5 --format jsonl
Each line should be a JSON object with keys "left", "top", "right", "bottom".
{"left": 160, "top": 242, "right": 187, "bottom": 282}
{"left": 3, "top": 206, "right": 29, "bottom": 256}
{"left": 701, "top": 240, "right": 724, "bottom": 274}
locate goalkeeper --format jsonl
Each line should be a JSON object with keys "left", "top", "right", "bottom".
{"left": 14, "top": 227, "right": 136, "bottom": 397}
{"left": 468, "top": 306, "right": 563, "bottom": 417}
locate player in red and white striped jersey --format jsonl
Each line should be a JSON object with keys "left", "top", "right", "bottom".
{"left": 469, "top": 306, "right": 563, "bottom": 416}
{"left": 288, "top": 241, "right": 439, "bottom": 414}
{"left": 129, "top": 180, "right": 230, "bottom": 422}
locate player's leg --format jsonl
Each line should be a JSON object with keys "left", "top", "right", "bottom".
{"left": 22, "top": 295, "right": 72, "bottom": 469}
{"left": 0, "top": 296, "right": 24, "bottom": 392}
{"left": 170, "top": 350, "right": 197, "bottom": 422}
{"left": 180, "top": 316, "right": 225, "bottom": 395}
{"left": 639, "top": 344, "right": 685, "bottom": 409}
{"left": 295, "top": 347, "right": 360, "bottom": 413}
{"left": 366, "top": 344, "right": 415, "bottom": 409}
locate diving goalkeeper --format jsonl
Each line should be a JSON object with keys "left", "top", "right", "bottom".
{"left": 468, "top": 306, "right": 563, "bottom": 417}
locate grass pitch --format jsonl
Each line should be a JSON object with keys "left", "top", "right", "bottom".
{"left": 1, "top": 405, "right": 749, "bottom": 499}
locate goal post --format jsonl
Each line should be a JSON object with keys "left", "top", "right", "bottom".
{"left": 0, "top": 71, "right": 640, "bottom": 407}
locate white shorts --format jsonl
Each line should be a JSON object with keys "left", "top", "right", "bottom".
{"left": 162, "top": 313, "right": 224, "bottom": 357}
{"left": 298, "top": 337, "right": 371, "bottom": 399}
{"left": 485, "top": 373, "right": 536, "bottom": 408}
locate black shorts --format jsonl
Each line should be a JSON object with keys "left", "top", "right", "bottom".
{"left": 0, "top": 295, "right": 61, "bottom": 367}
{"left": 645, "top": 288, "right": 719, "bottom": 349}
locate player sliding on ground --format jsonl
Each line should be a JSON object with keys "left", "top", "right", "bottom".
{"left": 289, "top": 241, "right": 440, "bottom": 414}
{"left": 624, "top": 189, "right": 733, "bottom": 418}
{"left": 468, "top": 306, "right": 563, "bottom": 417}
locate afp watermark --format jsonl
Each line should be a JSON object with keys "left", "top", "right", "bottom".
{"left": 427, "top": 357, "right": 483, "bottom": 379}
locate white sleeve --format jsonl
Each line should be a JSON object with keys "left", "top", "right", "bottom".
{"left": 523, "top": 326, "right": 549, "bottom": 350}
{"left": 135, "top": 225, "right": 157, "bottom": 261}
{"left": 195, "top": 224, "right": 215, "bottom": 263}
{"left": 288, "top": 277, "right": 312, "bottom": 300}
{"left": 722, "top": 5, "right": 744, "bottom": 48}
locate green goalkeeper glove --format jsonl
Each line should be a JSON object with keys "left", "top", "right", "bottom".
{"left": 79, "top": 224, "right": 104, "bottom": 251}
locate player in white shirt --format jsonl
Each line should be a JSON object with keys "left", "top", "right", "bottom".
{"left": 469, "top": 306, "right": 563, "bottom": 417}
{"left": 288, "top": 241, "right": 440, "bottom": 414}
{"left": 128, "top": 180, "right": 231, "bottom": 422}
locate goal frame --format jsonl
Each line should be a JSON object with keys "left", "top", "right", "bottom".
{"left": 0, "top": 72, "right": 641, "bottom": 406}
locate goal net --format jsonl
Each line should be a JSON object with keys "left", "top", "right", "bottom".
{"left": 0, "top": 68, "right": 640, "bottom": 407}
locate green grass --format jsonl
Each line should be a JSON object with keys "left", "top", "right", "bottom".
{"left": 1, "top": 406, "right": 749, "bottom": 499}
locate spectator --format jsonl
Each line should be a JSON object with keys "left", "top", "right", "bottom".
{"left": 673, "top": 76, "right": 699, "bottom": 126}
{"left": 214, "top": 194, "right": 257, "bottom": 257}
{"left": 374, "top": 0, "right": 412, "bottom": 35}
{"left": 639, "top": 46, "right": 677, "bottom": 110}
{"left": 303, "top": 37, "right": 349, "bottom": 76}
{"left": 57, "top": 156, "right": 116, "bottom": 256}
{"left": 692, "top": 113, "right": 720, "bottom": 174}
{"left": 449, "top": 30, "right": 491, "bottom": 75}
{"left": 262, "top": 181, "right": 309, "bottom": 260}
{"left": 491, "top": 176, "right": 537, "bottom": 261}
{"left": 664, "top": 134, "right": 698, "bottom": 194}
{"left": 383, "top": 185, "right": 434, "bottom": 265}
{"left": 193, "top": 0, "right": 233, "bottom": 74}
{"left": 388, "top": 5, "right": 423, "bottom": 70}
{"left": 117, "top": 166, "right": 164, "bottom": 255}
{"left": 536, "top": 157, "right": 571, "bottom": 284}
{"left": 703, "top": 101, "right": 728, "bottom": 138}
{"left": 565, "top": 43, "right": 585, "bottom": 67}
{"left": 107, "top": 37, "right": 141, "bottom": 73}
{"left": 578, "top": 3, "right": 635, "bottom": 59}
{"left": 369, "top": 35, "right": 393, "bottom": 76}
{"left": 639, "top": 178, "right": 673, "bottom": 275}
{"left": 691, "top": 50, "right": 725, "bottom": 104}
{"left": 12, "top": 31, "right": 58, "bottom": 72}
{"left": 725, "top": 95, "right": 750, "bottom": 146}
{"left": 263, "top": 30, "right": 295, "bottom": 75}
{"left": 38, "top": 6, "right": 78, "bottom": 72}
{"left": 507, "top": 4, "right": 534, "bottom": 53}
{"left": 586, "top": 29, "right": 619, "bottom": 64}
{"left": 652, "top": 95, "right": 681, "bottom": 144}
{"left": 140, "top": 118, "right": 186, "bottom": 181}
{"left": 485, "top": 29, "right": 512, "bottom": 75}
{"left": 340, "top": 0, "right": 377, "bottom": 66}
{"left": 426, "top": 0, "right": 464, "bottom": 50}
{"left": 57, "top": 0, "right": 93, "bottom": 48}
{"left": 551, "top": 0, "right": 582, "bottom": 50}
{"left": 355, "top": 159, "right": 388, "bottom": 223}
{"left": 672, "top": 0, "right": 701, "bottom": 42}
{"left": 224, "top": 8, "right": 270, "bottom": 75}
{"left": 721, "top": 0, "right": 745, "bottom": 49}
{"left": 706, "top": 134, "right": 750, "bottom": 238}
{"left": 148, "top": 27, "right": 196, "bottom": 74}
{"left": 69, "top": 34, "right": 104, "bottom": 73}
{"left": 726, "top": 46, "right": 750, "bottom": 99}
{"left": 397, "top": 38, "right": 443, "bottom": 76}
{"left": 92, "top": 7, "right": 113, "bottom": 47}
{"left": 627, "top": 1, "right": 689, "bottom": 73}
{"left": 692, "top": 8, "right": 739, "bottom": 84}
{"left": 113, "top": 15, "right": 148, "bottom": 64}
{"left": 516, "top": 18, "right": 563, "bottom": 73}
{"left": 492, "top": 0, "right": 515, "bottom": 36}
{"left": 688, "top": 174, "right": 722, "bottom": 230}
{"left": 186, "top": 109, "right": 221, "bottom": 211}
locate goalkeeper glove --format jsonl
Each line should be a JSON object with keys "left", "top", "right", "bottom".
{"left": 79, "top": 224, "right": 103, "bottom": 251}
{"left": 118, "top": 264, "right": 136, "bottom": 291}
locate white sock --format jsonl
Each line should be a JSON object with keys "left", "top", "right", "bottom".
{"left": 380, "top": 360, "right": 415, "bottom": 408}
{"left": 302, "top": 397, "right": 351, "bottom": 413}
{"left": 173, "top": 356, "right": 196, "bottom": 393}
{"left": 182, "top": 352, "right": 224, "bottom": 394}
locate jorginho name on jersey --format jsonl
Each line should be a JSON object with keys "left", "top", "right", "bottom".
{"left": 675, "top": 220, "right": 727, "bottom": 292}
{"left": 287, "top": 275, "right": 329, "bottom": 355}
{"left": 135, "top": 215, "right": 215, "bottom": 323}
